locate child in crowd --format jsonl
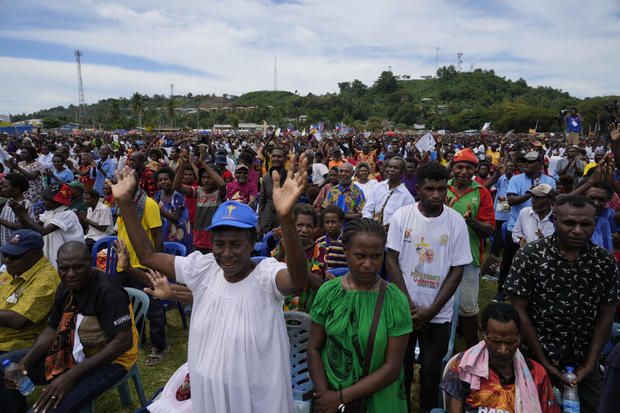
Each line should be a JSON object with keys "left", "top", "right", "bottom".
{"left": 316, "top": 205, "right": 347, "bottom": 277}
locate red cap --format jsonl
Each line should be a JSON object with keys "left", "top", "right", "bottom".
{"left": 453, "top": 148, "right": 478, "bottom": 166}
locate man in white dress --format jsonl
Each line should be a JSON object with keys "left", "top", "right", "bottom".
{"left": 108, "top": 158, "right": 311, "bottom": 413}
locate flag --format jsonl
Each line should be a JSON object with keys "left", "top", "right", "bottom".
{"left": 301, "top": 128, "right": 306, "bottom": 136}
{"left": 528, "top": 128, "right": 537, "bottom": 134}
{"left": 275, "top": 128, "right": 281, "bottom": 136}
{"left": 335, "top": 124, "right": 342, "bottom": 131}
{"left": 262, "top": 120, "right": 267, "bottom": 136}
{"left": 287, "top": 126, "right": 294, "bottom": 131}
{"left": 318, "top": 122, "right": 324, "bottom": 131}
{"left": 310, "top": 124, "right": 317, "bottom": 133}
{"left": 481, "top": 122, "right": 491, "bottom": 131}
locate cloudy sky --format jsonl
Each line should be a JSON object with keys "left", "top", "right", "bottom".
{"left": 1, "top": 0, "right": 619, "bottom": 115}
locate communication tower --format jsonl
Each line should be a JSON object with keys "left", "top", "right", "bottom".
{"left": 74, "top": 50, "right": 86, "bottom": 126}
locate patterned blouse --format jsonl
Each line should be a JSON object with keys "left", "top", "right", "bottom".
{"left": 18, "top": 160, "right": 44, "bottom": 204}
{"left": 504, "top": 234, "right": 620, "bottom": 368}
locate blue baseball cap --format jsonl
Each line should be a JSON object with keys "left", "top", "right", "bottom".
{"left": 207, "top": 201, "right": 258, "bottom": 230}
{"left": 0, "top": 230, "right": 44, "bottom": 255}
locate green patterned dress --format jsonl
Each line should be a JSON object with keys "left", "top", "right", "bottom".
{"left": 310, "top": 278, "right": 412, "bottom": 413}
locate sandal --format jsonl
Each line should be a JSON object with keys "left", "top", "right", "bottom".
{"left": 146, "top": 347, "right": 170, "bottom": 366}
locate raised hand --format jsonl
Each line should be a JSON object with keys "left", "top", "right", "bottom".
{"left": 7, "top": 198, "right": 26, "bottom": 217}
{"left": 106, "top": 166, "right": 137, "bottom": 203}
{"left": 113, "top": 238, "right": 131, "bottom": 270}
{"left": 142, "top": 269, "right": 174, "bottom": 300}
{"left": 272, "top": 154, "right": 308, "bottom": 218}
{"left": 610, "top": 123, "right": 620, "bottom": 142}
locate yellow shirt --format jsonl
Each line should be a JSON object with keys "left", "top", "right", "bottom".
{"left": 0, "top": 256, "right": 60, "bottom": 352}
{"left": 486, "top": 149, "right": 501, "bottom": 166}
{"left": 116, "top": 197, "right": 162, "bottom": 271}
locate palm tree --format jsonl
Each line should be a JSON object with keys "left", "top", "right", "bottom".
{"left": 108, "top": 99, "right": 122, "bottom": 123}
{"left": 166, "top": 98, "right": 176, "bottom": 126}
{"left": 130, "top": 92, "right": 143, "bottom": 128}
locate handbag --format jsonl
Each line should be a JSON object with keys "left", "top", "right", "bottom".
{"left": 341, "top": 279, "right": 387, "bottom": 413}
{"left": 78, "top": 315, "right": 110, "bottom": 347}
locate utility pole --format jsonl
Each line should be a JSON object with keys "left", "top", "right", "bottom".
{"left": 74, "top": 50, "right": 86, "bottom": 127}
{"left": 170, "top": 83, "right": 174, "bottom": 98}
{"left": 457, "top": 52, "right": 463, "bottom": 73}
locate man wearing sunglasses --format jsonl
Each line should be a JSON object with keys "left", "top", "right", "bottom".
{"left": 0, "top": 230, "right": 60, "bottom": 355}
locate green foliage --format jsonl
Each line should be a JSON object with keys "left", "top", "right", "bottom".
{"left": 21, "top": 69, "right": 619, "bottom": 132}
{"left": 42, "top": 116, "right": 62, "bottom": 129}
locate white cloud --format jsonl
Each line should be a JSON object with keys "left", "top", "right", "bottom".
{"left": 1, "top": 0, "right": 619, "bottom": 113}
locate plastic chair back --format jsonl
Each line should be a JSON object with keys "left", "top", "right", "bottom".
{"left": 164, "top": 241, "right": 187, "bottom": 257}
{"left": 437, "top": 353, "right": 460, "bottom": 411}
{"left": 254, "top": 231, "right": 275, "bottom": 256}
{"left": 91, "top": 236, "right": 119, "bottom": 278}
{"left": 124, "top": 287, "right": 149, "bottom": 343}
{"left": 162, "top": 242, "right": 189, "bottom": 329}
{"left": 326, "top": 267, "right": 349, "bottom": 277}
{"left": 284, "top": 311, "right": 313, "bottom": 401}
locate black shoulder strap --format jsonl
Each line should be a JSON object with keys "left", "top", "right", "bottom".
{"left": 362, "top": 280, "right": 387, "bottom": 377}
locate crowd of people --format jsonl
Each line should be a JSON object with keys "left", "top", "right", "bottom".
{"left": 0, "top": 112, "right": 618, "bottom": 413}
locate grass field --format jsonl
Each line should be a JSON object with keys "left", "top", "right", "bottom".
{"left": 26, "top": 279, "right": 499, "bottom": 413}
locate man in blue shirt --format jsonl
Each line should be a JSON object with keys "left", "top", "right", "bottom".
{"left": 92, "top": 145, "right": 116, "bottom": 196}
{"left": 565, "top": 107, "right": 583, "bottom": 146}
{"left": 497, "top": 152, "right": 555, "bottom": 300}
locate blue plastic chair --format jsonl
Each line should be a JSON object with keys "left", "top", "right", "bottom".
{"left": 91, "top": 236, "right": 119, "bottom": 278}
{"left": 161, "top": 242, "right": 188, "bottom": 329}
{"left": 326, "top": 267, "right": 349, "bottom": 277}
{"left": 81, "top": 287, "right": 150, "bottom": 413}
{"left": 284, "top": 311, "right": 313, "bottom": 410}
{"left": 251, "top": 256, "right": 269, "bottom": 263}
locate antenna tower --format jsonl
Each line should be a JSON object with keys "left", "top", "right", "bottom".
{"left": 170, "top": 83, "right": 174, "bottom": 98}
{"left": 457, "top": 52, "right": 463, "bottom": 73}
{"left": 74, "top": 50, "right": 86, "bottom": 126}
{"left": 273, "top": 57, "right": 277, "bottom": 91}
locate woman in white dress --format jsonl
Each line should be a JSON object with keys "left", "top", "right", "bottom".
{"left": 108, "top": 156, "right": 310, "bottom": 413}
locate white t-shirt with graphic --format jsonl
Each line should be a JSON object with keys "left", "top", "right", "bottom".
{"left": 387, "top": 203, "right": 472, "bottom": 323}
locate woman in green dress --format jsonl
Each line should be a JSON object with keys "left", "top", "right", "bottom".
{"left": 308, "top": 218, "right": 412, "bottom": 413}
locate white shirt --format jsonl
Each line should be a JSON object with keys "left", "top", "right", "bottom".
{"left": 386, "top": 203, "right": 472, "bottom": 323}
{"left": 312, "top": 163, "right": 329, "bottom": 186}
{"left": 85, "top": 200, "right": 114, "bottom": 241}
{"left": 174, "top": 253, "right": 293, "bottom": 413}
{"left": 512, "top": 207, "right": 555, "bottom": 244}
{"left": 40, "top": 207, "right": 85, "bottom": 268}
{"left": 362, "top": 181, "right": 415, "bottom": 225}
{"left": 354, "top": 179, "right": 379, "bottom": 200}
{"left": 37, "top": 153, "right": 54, "bottom": 171}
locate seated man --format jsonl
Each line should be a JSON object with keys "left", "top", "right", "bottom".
{"left": 0, "top": 230, "right": 60, "bottom": 354}
{"left": 440, "top": 302, "right": 559, "bottom": 413}
{"left": 0, "top": 241, "right": 138, "bottom": 413}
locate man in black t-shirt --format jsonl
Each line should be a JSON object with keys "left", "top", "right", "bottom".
{"left": 0, "top": 242, "right": 138, "bottom": 413}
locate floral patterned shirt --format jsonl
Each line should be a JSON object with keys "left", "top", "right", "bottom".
{"left": 504, "top": 234, "right": 620, "bottom": 368}
{"left": 322, "top": 183, "right": 366, "bottom": 216}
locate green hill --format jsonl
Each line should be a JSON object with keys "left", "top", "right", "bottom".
{"left": 11, "top": 66, "right": 618, "bottom": 133}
